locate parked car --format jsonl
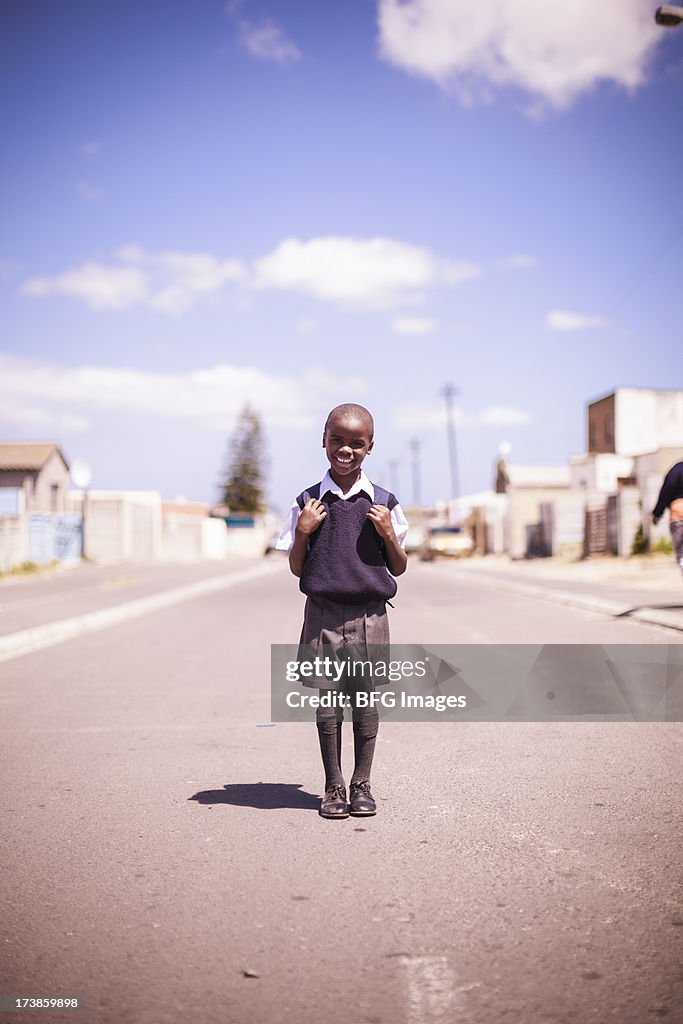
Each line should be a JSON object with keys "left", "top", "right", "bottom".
{"left": 420, "top": 525, "right": 473, "bottom": 561}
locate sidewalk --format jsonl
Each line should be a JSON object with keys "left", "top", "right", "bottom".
{"left": 441, "top": 553, "right": 683, "bottom": 635}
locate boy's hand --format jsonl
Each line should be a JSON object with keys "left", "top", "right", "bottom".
{"left": 367, "top": 504, "right": 395, "bottom": 541}
{"left": 296, "top": 498, "right": 327, "bottom": 536}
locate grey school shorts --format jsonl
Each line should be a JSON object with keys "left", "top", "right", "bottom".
{"left": 297, "top": 595, "right": 390, "bottom": 691}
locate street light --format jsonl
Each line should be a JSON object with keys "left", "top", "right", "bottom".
{"left": 70, "top": 458, "right": 92, "bottom": 560}
{"left": 409, "top": 438, "right": 421, "bottom": 508}
{"left": 440, "top": 383, "right": 460, "bottom": 505}
{"left": 655, "top": 5, "right": 683, "bottom": 26}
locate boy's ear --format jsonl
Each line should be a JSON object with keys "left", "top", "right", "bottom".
{"left": 367, "top": 440, "right": 374, "bottom": 453}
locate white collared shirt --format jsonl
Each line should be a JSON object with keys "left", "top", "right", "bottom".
{"left": 275, "top": 468, "right": 409, "bottom": 552}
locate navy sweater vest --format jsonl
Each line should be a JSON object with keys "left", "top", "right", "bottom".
{"left": 296, "top": 484, "right": 399, "bottom": 605}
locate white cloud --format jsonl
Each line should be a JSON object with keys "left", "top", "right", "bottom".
{"left": 237, "top": 18, "right": 301, "bottom": 64}
{"left": 21, "top": 263, "right": 149, "bottom": 310}
{"left": 0, "top": 396, "right": 90, "bottom": 434}
{"left": 393, "top": 400, "right": 532, "bottom": 429}
{"left": 502, "top": 254, "right": 536, "bottom": 269}
{"left": 546, "top": 310, "right": 607, "bottom": 331}
{"left": 22, "top": 247, "right": 247, "bottom": 315}
{"left": 146, "top": 249, "right": 247, "bottom": 314}
{"left": 391, "top": 316, "right": 437, "bottom": 335}
{"left": 377, "top": 0, "right": 660, "bottom": 111}
{"left": 0, "top": 354, "right": 364, "bottom": 432}
{"left": 253, "top": 236, "right": 479, "bottom": 308}
{"left": 21, "top": 236, "right": 478, "bottom": 314}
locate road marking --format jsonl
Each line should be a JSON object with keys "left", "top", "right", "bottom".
{"left": 425, "top": 564, "right": 683, "bottom": 635}
{"left": 0, "top": 562, "right": 283, "bottom": 665}
{"left": 401, "top": 956, "right": 460, "bottom": 1022}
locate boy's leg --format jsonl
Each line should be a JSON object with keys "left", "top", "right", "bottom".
{"left": 347, "top": 599, "right": 388, "bottom": 816}
{"left": 350, "top": 707, "right": 379, "bottom": 786}
{"left": 317, "top": 704, "right": 348, "bottom": 818}
{"left": 316, "top": 703, "right": 344, "bottom": 790}
{"left": 671, "top": 521, "right": 683, "bottom": 574}
{"left": 349, "top": 707, "right": 379, "bottom": 816}
{"left": 298, "top": 597, "right": 348, "bottom": 815}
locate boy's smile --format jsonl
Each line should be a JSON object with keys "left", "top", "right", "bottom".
{"left": 323, "top": 414, "right": 373, "bottom": 490}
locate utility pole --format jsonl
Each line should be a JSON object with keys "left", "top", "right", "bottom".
{"left": 409, "top": 438, "right": 421, "bottom": 508}
{"left": 441, "top": 383, "right": 460, "bottom": 504}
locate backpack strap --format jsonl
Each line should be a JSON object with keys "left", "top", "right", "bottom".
{"left": 296, "top": 480, "right": 398, "bottom": 510}
{"left": 371, "top": 484, "right": 399, "bottom": 511}
{"left": 295, "top": 482, "right": 321, "bottom": 510}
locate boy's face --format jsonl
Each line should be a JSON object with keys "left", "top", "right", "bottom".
{"left": 323, "top": 413, "right": 373, "bottom": 485}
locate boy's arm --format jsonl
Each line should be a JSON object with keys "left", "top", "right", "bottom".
{"left": 288, "top": 499, "right": 327, "bottom": 577}
{"left": 652, "top": 465, "right": 676, "bottom": 522}
{"left": 288, "top": 528, "right": 308, "bottom": 577}
{"left": 367, "top": 505, "right": 408, "bottom": 577}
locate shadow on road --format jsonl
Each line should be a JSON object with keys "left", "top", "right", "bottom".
{"left": 615, "top": 603, "right": 683, "bottom": 618}
{"left": 189, "top": 782, "right": 320, "bottom": 810}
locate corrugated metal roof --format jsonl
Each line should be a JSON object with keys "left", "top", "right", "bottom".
{"left": 0, "top": 442, "right": 66, "bottom": 471}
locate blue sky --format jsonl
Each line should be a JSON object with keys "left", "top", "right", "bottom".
{"left": 2, "top": 0, "right": 683, "bottom": 512}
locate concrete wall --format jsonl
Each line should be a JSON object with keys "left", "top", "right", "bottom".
{"left": 570, "top": 452, "right": 634, "bottom": 492}
{"left": 71, "top": 491, "right": 162, "bottom": 564}
{"left": 616, "top": 486, "right": 642, "bottom": 556}
{"left": 615, "top": 389, "right": 683, "bottom": 457}
{"left": 0, "top": 516, "right": 29, "bottom": 573}
{"left": 544, "top": 493, "right": 586, "bottom": 557}
{"left": 504, "top": 488, "right": 572, "bottom": 559}
{"left": 161, "top": 514, "right": 228, "bottom": 561}
{"left": 224, "top": 524, "right": 271, "bottom": 558}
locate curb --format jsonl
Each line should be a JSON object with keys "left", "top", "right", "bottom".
{"left": 441, "top": 569, "right": 683, "bottom": 635}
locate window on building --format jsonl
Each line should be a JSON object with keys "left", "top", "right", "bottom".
{"left": 50, "top": 483, "right": 59, "bottom": 512}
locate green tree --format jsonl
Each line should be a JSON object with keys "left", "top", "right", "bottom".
{"left": 220, "top": 404, "right": 268, "bottom": 515}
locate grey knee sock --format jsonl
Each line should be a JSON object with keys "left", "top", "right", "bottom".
{"left": 351, "top": 710, "right": 379, "bottom": 785}
{"left": 316, "top": 717, "right": 344, "bottom": 790}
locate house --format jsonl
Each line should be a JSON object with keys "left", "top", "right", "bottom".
{"left": 449, "top": 466, "right": 580, "bottom": 559}
{"left": 0, "top": 442, "right": 71, "bottom": 516}
{"left": 578, "top": 389, "right": 683, "bottom": 553}
{"left": 587, "top": 387, "right": 683, "bottom": 457}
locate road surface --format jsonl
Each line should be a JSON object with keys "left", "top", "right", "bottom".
{"left": 1, "top": 559, "right": 681, "bottom": 1024}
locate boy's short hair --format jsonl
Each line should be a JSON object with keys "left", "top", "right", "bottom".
{"left": 324, "top": 404, "right": 374, "bottom": 440}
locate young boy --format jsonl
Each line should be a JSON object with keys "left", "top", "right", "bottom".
{"left": 276, "top": 403, "right": 408, "bottom": 819}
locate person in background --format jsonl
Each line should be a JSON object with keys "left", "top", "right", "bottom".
{"left": 652, "top": 459, "right": 683, "bottom": 575}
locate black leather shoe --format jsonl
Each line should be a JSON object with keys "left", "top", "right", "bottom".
{"left": 319, "top": 784, "right": 349, "bottom": 819}
{"left": 349, "top": 781, "right": 376, "bottom": 816}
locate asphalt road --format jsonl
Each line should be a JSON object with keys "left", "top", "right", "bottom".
{"left": 1, "top": 559, "right": 681, "bottom": 1024}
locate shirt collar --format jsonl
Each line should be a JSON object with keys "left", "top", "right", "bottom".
{"left": 320, "top": 468, "right": 374, "bottom": 501}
